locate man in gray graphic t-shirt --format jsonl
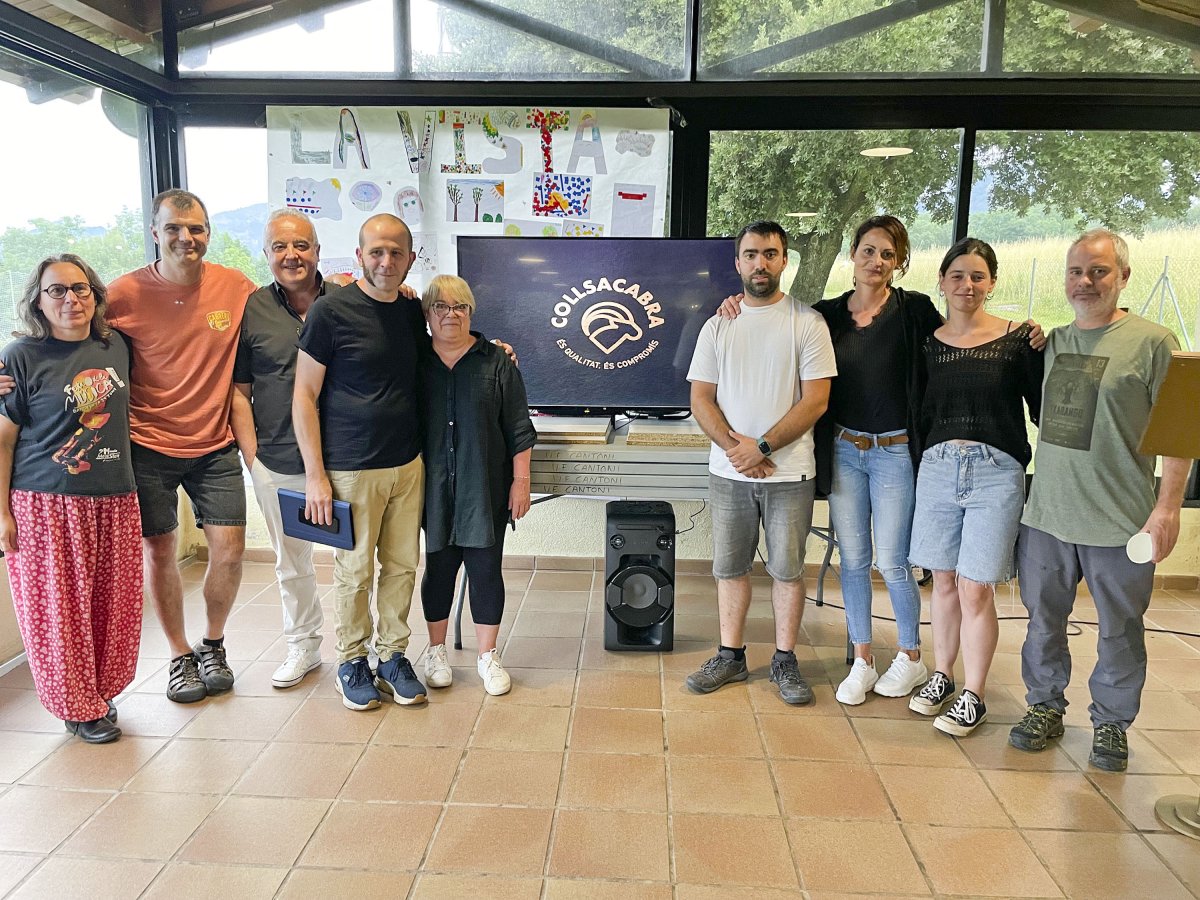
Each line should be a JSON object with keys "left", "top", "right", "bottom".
{"left": 1010, "top": 228, "right": 1189, "bottom": 773}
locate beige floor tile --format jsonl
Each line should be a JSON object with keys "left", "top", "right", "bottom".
{"left": 274, "top": 696, "right": 384, "bottom": 742}
{"left": 0, "top": 731, "right": 71, "bottom": 783}
{"left": 877, "top": 764, "right": 1011, "bottom": 826}
{"left": 748, "top": 677, "right": 841, "bottom": 716}
{"left": 660, "top": 640, "right": 721, "bottom": 674}
{"left": 790, "top": 819, "right": 928, "bottom": 894}
{"left": 0, "top": 785, "right": 111, "bottom": 853}
{"left": 472, "top": 704, "right": 570, "bottom": 751}
{"left": 982, "top": 770, "right": 1131, "bottom": 830}
{"left": 277, "top": 869, "right": 413, "bottom": 899}
{"left": 299, "top": 800, "right": 439, "bottom": 870}
{"left": 0, "top": 854, "right": 42, "bottom": 896}
{"left": 451, "top": 748, "right": 563, "bottom": 806}
{"left": 1025, "top": 829, "right": 1193, "bottom": 899}
{"left": 511, "top": 610, "right": 587, "bottom": 638}
{"left": 1088, "top": 772, "right": 1200, "bottom": 831}
{"left": 340, "top": 744, "right": 461, "bottom": 802}
{"left": 957, "top": 723, "right": 1078, "bottom": 770}
{"left": 579, "top": 640, "right": 663, "bottom": 672}
{"left": 1143, "top": 728, "right": 1200, "bottom": 774}
{"left": 97, "top": 692, "right": 204, "bottom": 738}
{"left": 178, "top": 693, "right": 304, "bottom": 741}
{"left": 531, "top": 571, "right": 594, "bottom": 592}
{"left": 549, "top": 808, "right": 669, "bottom": 881}
{"left": 1059, "top": 724, "right": 1181, "bottom": 775}
{"left": 759, "top": 714, "right": 866, "bottom": 762}
{"left": 20, "top": 736, "right": 166, "bottom": 790}
{"left": 664, "top": 710, "right": 763, "bottom": 757}
{"left": 425, "top": 805, "right": 553, "bottom": 876}
{"left": 1147, "top": 657, "right": 1200, "bottom": 692}
{"left": 576, "top": 670, "right": 663, "bottom": 709}
{"left": 850, "top": 716, "right": 973, "bottom": 767}
{"left": 231, "top": 740, "right": 362, "bottom": 798}
{"left": 496, "top": 667, "right": 578, "bottom": 707}
{"left": 1146, "top": 832, "right": 1200, "bottom": 895}
{"left": 674, "top": 887, "right": 802, "bottom": 900}
{"left": 61, "top": 791, "right": 218, "bottom": 859}
{"left": 373, "top": 703, "right": 476, "bottom": 747}
{"left": 1131, "top": 690, "right": 1200, "bottom": 730}
{"left": 125, "top": 738, "right": 264, "bottom": 793}
{"left": 413, "top": 873, "right": 542, "bottom": 899}
{"left": 141, "top": 863, "right": 288, "bottom": 899}
{"left": 907, "top": 824, "right": 1061, "bottom": 896}
{"left": 179, "top": 796, "right": 329, "bottom": 866}
{"left": 521, "top": 590, "right": 589, "bottom": 612}
{"left": 663, "top": 679, "right": 754, "bottom": 713}
{"left": 560, "top": 751, "right": 666, "bottom": 811}
{"left": 773, "top": 759, "right": 893, "bottom": 820}
{"left": 670, "top": 755, "right": 779, "bottom": 816}
{"left": 569, "top": 707, "right": 663, "bottom": 755}
{"left": 672, "top": 813, "right": 797, "bottom": 889}
{"left": 8, "top": 856, "right": 160, "bottom": 900}
{"left": 502, "top": 636, "right": 583, "bottom": 669}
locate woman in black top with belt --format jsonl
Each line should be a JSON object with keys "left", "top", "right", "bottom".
{"left": 418, "top": 275, "right": 537, "bottom": 697}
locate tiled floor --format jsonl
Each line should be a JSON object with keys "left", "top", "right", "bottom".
{"left": 1, "top": 560, "right": 1200, "bottom": 898}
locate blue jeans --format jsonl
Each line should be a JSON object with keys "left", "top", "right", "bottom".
{"left": 828, "top": 429, "right": 921, "bottom": 649}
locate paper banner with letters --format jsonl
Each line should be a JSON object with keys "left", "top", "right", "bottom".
{"left": 267, "top": 106, "right": 670, "bottom": 292}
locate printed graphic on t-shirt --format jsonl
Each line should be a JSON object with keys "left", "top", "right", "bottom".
{"left": 206, "top": 310, "right": 233, "bottom": 332}
{"left": 53, "top": 367, "right": 125, "bottom": 475}
{"left": 1041, "top": 352, "right": 1109, "bottom": 451}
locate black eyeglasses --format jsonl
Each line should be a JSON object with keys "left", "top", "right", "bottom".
{"left": 42, "top": 283, "right": 94, "bottom": 300}
{"left": 431, "top": 302, "right": 471, "bottom": 317}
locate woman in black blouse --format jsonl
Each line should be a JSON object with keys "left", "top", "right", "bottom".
{"left": 908, "top": 237, "right": 1043, "bottom": 737}
{"left": 418, "top": 275, "right": 536, "bottom": 696}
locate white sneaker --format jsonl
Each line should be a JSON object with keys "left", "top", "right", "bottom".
{"left": 836, "top": 658, "right": 879, "bottom": 705}
{"left": 874, "top": 651, "right": 929, "bottom": 697}
{"left": 424, "top": 643, "right": 454, "bottom": 688}
{"left": 477, "top": 649, "right": 511, "bottom": 696}
{"left": 271, "top": 645, "right": 321, "bottom": 689}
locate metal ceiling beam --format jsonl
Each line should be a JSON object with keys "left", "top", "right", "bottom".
{"left": 40, "top": 0, "right": 159, "bottom": 44}
{"left": 981, "top": 0, "right": 1006, "bottom": 72}
{"left": 705, "top": 0, "right": 964, "bottom": 77}
{"left": 1040, "top": 0, "right": 1200, "bottom": 50}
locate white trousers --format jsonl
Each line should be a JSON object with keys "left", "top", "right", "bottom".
{"left": 249, "top": 459, "right": 323, "bottom": 651}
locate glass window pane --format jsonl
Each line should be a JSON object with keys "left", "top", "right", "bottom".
{"left": 707, "top": 129, "right": 962, "bottom": 302}
{"left": 701, "top": 0, "right": 984, "bottom": 77}
{"left": 8, "top": 0, "right": 164, "bottom": 73}
{"left": 1003, "top": 0, "right": 1200, "bottom": 76}
{"left": 0, "top": 49, "right": 149, "bottom": 336}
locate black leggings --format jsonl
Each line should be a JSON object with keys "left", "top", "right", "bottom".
{"left": 421, "top": 537, "right": 508, "bottom": 626}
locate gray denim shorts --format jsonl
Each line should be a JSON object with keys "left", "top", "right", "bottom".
{"left": 131, "top": 442, "right": 247, "bottom": 537}
{"left": 709, "top": 474, "right": 816, "bottom": 582}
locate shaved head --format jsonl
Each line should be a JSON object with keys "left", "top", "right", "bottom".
{"left": 359, "top": 213, "right": 412, "bottom": 252}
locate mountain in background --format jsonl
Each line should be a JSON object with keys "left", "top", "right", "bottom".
{"left": 212, "top": 203, "right": 269, "bottom": 250}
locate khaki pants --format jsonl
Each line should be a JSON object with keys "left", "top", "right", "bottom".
{"left": 327, "top": 457, "right": 424, "bottom": 663}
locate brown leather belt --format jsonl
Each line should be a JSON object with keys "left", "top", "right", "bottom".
{"left": 837, "top": 429, "right": 909, "bottom": 451}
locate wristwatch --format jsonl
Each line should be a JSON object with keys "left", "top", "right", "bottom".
{"left": 756, "top": 437, "right": 773, "bottom": 457}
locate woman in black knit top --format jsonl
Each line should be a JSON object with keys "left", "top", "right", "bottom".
{"left": 908, "top": 238, "right": 1044, "bottom": 737}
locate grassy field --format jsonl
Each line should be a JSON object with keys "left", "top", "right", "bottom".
{"left": 821, "top": 226, "right": 1200, "bottom": 348}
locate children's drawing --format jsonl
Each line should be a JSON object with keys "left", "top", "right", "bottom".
{"left": 504, "top": 219, "right": 562, "bottom": 237}
{"left": 318, "top": 256, "right": 359, "bottom": 280}
{"left": 396, "top": 110, "right": 434, "bottom": 174}
{"left": 412, "top": 232, "right": 438, "bottom": 275}
{"left": 567, "top": 110, "right": 607, "bottom": 175}
{"left": 562, "top": 219, "right": 604, "bottom": 238}
{"left": 349, "top": 181, "right": 382, "bottom": 212}
{"left": 481, "top": 112, "right": 522, "bottom": 175}
{"left": 525, "top": 108, "right": 571, "bottom": 173}
{"left": 532, "top": 173, "right": 590, "bottom": 217}
{"left": 289, "top": 114, "right": 331, "bottom": 165}
{"left": 395, "top": 187, "right": 424, "bottom": 228}
{"left": 611, "top": 183, "right": 656, "bottom": 237}
{"left": 446, "top": 179, "right": 504, "bottom": 223}
{"left": 441, "top": 118, "right": 483, "bottom": 174}
{"left": 285, "top": 177, "right": 342, "bottom": 220}
{"left": 333, "top": 108, "right": 369, "bottom": 170}
{"left": 616, "top": 129, "right": 655, "bottom": 157}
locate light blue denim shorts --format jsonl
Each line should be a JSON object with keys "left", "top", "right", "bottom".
{"left": 709, "top": 474, "right": 815, "bottom": 582}
{"left": 909, "top": 442, "right": 1026, "bottom": 584}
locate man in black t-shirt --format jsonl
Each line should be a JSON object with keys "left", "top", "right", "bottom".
{"left": 293, "top": 214, "right": 430, "bottom": 712}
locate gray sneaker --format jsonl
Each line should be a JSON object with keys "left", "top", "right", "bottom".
{"left": 192, "top": 640, "right": 235, "bottom": 694}
{"left": 685, "top": 648, "right": 749, "bottom": 694}
{"left": 770, "top": 653, "right": 814, "bottom": 705}
{"left": 166, "top": 653, "right": 207, "bottom": 704}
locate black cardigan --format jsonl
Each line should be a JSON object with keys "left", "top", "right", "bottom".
{"left": 811, "top": 286, "right": 944, "bottom": 497}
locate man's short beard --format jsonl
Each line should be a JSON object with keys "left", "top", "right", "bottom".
{"left": 743, "top": 276, "right": 778, "bottom": 298}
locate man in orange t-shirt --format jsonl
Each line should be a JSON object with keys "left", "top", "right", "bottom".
{"left": 106, "top": 189, "right": 256, "bottom": 704}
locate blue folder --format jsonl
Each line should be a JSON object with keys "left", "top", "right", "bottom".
{"left": 278, "top": 488, "right": 355, "bottom": 550}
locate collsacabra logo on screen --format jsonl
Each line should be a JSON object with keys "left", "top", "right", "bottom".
{"left": 550, "top": 276, "right": 664, "bottom": 371}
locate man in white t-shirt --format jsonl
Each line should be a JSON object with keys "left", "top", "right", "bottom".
{"left": 685, "top": 220, "right": 837, "bottom": 705}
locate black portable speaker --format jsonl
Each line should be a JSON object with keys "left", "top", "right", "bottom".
{"left": 603, "top": 500, "right": 675, "bottom": 651}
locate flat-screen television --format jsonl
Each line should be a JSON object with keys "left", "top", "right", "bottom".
{"left": 459, "top": 237, "right": 742, "bottom": 412}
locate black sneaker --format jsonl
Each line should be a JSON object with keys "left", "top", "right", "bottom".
{"left": 375, "top": 654, "right": 427, "bottom": 705}
{"left": 770, "top": 653, "right": 814, "bottom": 706}
{"left": 166, "top": 653, "right": 207, "bottom": 704}
{"left": 192, "top": 639, "right": 235, "bottom": 694}
{"left": 909, "top": 670, "right": 955, "bottom": 716}
{"left": 1008, "top": 703, "right": 1065, "bottom": 752}
{"left": 934, "top": 690, "right": 987, "bottom": 737}
{"left": 1089, "top": 722, "right": 1129, "bottom": 772}
{"left": 685, "top": 648, "right": 749, "bottom": 694}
